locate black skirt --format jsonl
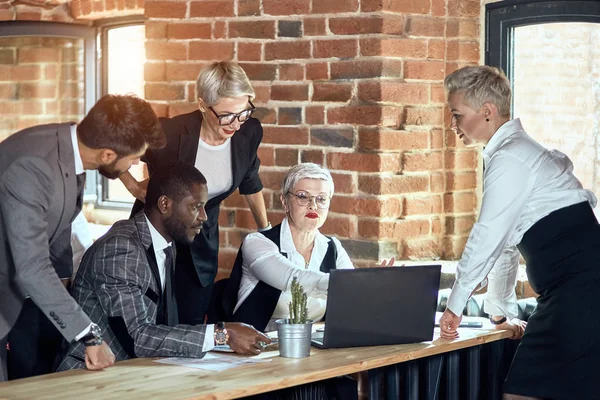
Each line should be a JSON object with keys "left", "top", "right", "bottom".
{"left": 505, "top": 202, "right": 600, "bottom": 399}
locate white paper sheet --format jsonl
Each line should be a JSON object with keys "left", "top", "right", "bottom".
{"left": 154, "top": 353, "right": 271, "bottom": 372}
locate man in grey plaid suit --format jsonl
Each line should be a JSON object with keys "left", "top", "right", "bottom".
{"left": 57, "top": 162, "right": 270, "bottom": 370}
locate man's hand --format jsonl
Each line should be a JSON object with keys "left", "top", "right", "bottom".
{"left": 225, "top": 322, "right": 272, "bottom": 355}
{"left": 84, "top": 341, "right": 115, "bottom": 370}
{"left": 378, "top": 257, "right": 396, "bottom": 267}
{"left": 439, "top": 309, "right": 462, "bottom": 339}
{"left": 493, "top": 317, "right": 527, "bottom": 340}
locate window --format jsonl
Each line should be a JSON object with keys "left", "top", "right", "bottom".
{"left": 486, "top": 1, "right": 600, "bottom": 215}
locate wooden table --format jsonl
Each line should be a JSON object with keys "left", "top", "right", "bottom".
{"left": 0, "top": 325, "right": 513, "bottom": 400}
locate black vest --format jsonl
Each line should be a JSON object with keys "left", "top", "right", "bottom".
{"left": 223, "top": 224, "right": 337, "bottom": 332}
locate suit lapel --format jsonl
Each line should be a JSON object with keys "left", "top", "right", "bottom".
{"left": 55, "top": 124, "right": 78, "bottom": 238}
{"left": 178, "top": 111, "right": 201, "bottom": 165}
{"left": 133, "top": 212, "right": 162, "bottom": 296}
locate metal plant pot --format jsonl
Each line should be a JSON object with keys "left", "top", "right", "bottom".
{"left": 275, "top": 319, "right": 313, "bottom": 358}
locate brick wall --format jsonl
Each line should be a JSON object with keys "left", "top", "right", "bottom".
{"left": 143, "top": 0, "right": 483, "bottom": 277}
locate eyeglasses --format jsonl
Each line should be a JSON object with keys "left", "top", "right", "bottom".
{"left": 208, "top": 101, "right": 256, "bottom": 126}
{"left": 286, "top": 191, "right": 331, "bottom": 209}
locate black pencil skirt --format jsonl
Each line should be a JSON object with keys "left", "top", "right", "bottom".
{"left": 505, "top": 202, "right": 600, "bottom": 399}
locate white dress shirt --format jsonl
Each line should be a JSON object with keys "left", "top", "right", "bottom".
{"left": 144, "top": 215, "right": 214, "bottom": 351}
{"left": 194, "top": 137, "right": 233, "bottom": 200}
{"left": 447, "top": 118, "right": 597, "bottom": 318}
{"left": 235, "top": 217, "right": 354, "bottom": 328}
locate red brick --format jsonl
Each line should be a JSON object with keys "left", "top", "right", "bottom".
{"left": 217, "top": 249, "right": 238, "bottom": 275}
{"left": 11, "top": 65, "right": 41, "bottom": 81}
{"left": 329, "top": 15, "right": 404, "bottom": 35}
{"left": 430, "top": 83, "right": 446, "bottom": 103}
{"left": 320, "top": 215, "right": 356, "bottom": 238}
{"left": 327, "top": 105, "right": 401, "bottom": 127}
{"left": 254, "top": 106, "right": 276, "bottom": 124}
{"left": 306, "top": 105, "right": 324, "bottom": 124}
{"left": 262, "top": 126, "right": 309, "bottom": 145}
{"left": 258, "top": 146, "right": 275, "bottom": 167}
{"left": 403, "top": 239, "right": 440, "bottom": 259}
{"left": 393, "top": 219, "right": 430, "bottom": 237}
{"left": 146, "top": 21, "right": 166, "bottom": 39}
{"left": 442, "top": 236, "right": 469, "bottom": 260}
{"left": 213, "top": 21, "right": 227, "bottom": 39}
{"left": 229, "top": 21, "right": 275, "bottom": 39}
{"left": 359, "top": 175, "right": 429, "bottom": 195}
{"left": 405, "top": 16, "right": 445, "bottom": 37}
{"left": 444, "top": 192, "right": 476, "bottom": 213}
{"left": 361, "top": 0, "right": 430, "bottom": 14}
{"left": 312, "top": 0, "right": 358, "bottom": 14}
{"left": 189, "top": 41, "right": 234, "bottom": 61}
{"left": 428, "top": 39, "right": 445, "bottom": 60}
{"left": 238, "top": 0, "right": 261, "bottom": 16}
{"left": 430, "top": 129, "right": 444, "bottom": 149}
{"left": 146, "top": 41, "right": 187, "bottom": 61}
{"left": 404, "top": 60, "right": 445, "bottom": 80}
{"left": 330, "top": 172, "right": 355, "bottom": 194}
{"left": 275, "top": 148, "right": 299, "bottom": 166}
{"left": 145, "top": 83, "right": 185, "bottom": 101}
{"left": 313, "top": 39, "right": 357, "bottom": 59}
{"left": 403, "top": 195, "right": 442, "bottom": 216}
{"left": 165, "top": 63, "right": 202, "bottom": 81}
{"left": 445, "top": 150, "right": 477, "bottom": 170}
{"left": 300, "top": 149, "right": 324, "bottom": 165}
{"left": 259, "top": 169, "right": 289, "bottom": 190}
{"left": 360, "top": 38, "right": 427, "bottom": 58}
{"left": 16, "top": 11, "right": 42, "bottom": 21}
{"left": 263, "top": 0, "right": 309, "bottom": 15}
{"left": 18, "top": 83, "right": 56, "bottom": 99}
{"left": 445, "top": 171, "right": 477, "bottom": 191}
{"left": 271, "top": 84, "right": 309, "bottom": 101}
{"left": 18, "top": 48, "right": 59, "bottom": 63}
{"left": 358, "top": 127, "right": 429, "bottom": 151}
{"left": 327, "top": 152, "right": 400, "bottom": 173}
{"left": 330, "top": 196, "right": 402, "bottom": 218}
{"left": 445, "top": 215, "right": 476, "bottom": 235}
{"left": 0, "top": 101, "right": 21, "bottom": 115}
{"left": 402, "top": 152, "right": 443, "bottom": 172}
{"left": 167, "top": 22, "right": 211, "bottom": 40}
{"left": 358, "top": 81, "right": 428, "bottom": 104}
{"left": 0, "top": 9, "right": 15, "bottom": 20}
{"left": 187, "top": 82, "right": 197, "bottom": 101}
{"left": 237, "top": 42, "right": 262, "bottom": 62}
{"left": 446, "top": 40, "right": 479, "bottom": 62}
{"left": 304, "top": 17, "right": 326, "bottom": 36}
{"left": 169, "top": 103, "right": 198, "bottom": 117}
{"left": 92, "top": 0, "right": 104, "bottom": 12}
{"left": 432, "top": 0, "right": 446, "bottom": 16}
{"left": 145, "top": 1, "right": 186, "bottom": 18}
{"left": 306, "top": 62, "right": 328, "bottom": 80}
{"left": 149, "top": 103, "right": 168, "bottom": 118}
{"left": 58, "top": 82, "right": 81, "bottom": 99}
{"left": 189, "top": 0, "right": 234, "bottom": 17}
{"left": 144, "top": 62, "right": 165, "bottom": 82}
{"left": 313, "top": 82, "right": 352, "bottom": 102}
{"left": 403, "top": 106, "right": 443, "bottom": 126}
{"left": 253, "top": 84, "right": 270, "bottom": 103}
{"left": 330, "top": 59, "right": 402, "bottom": 80}
{"left": 239, "top": 63, "right": 277, "bottom": 81}
{"left": 21, "top": 100, "right": 43, "bottom": 115}
{"left": 44, "top": 65, "right": 57, "bottom": 80}
{"left": 358, "top": 219, "right": 394, "bottom": 239}
{"left": 279, "top": 63, "right": 304, "bottom": 80}
{"left": 446, "top": 18, "right": 479, "bottom": 38}
{"left": 265, "top": 41, "right": 311, "bottom": 61}
{"left": 448, "top": 0, "right": 479, "bottom": 18}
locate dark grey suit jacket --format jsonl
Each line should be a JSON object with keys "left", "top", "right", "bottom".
{"left": 0, "top": 123, "right": 92, "bottom": 344}
{"left": 56, "top": 212, "right": 208, "bottom": 371}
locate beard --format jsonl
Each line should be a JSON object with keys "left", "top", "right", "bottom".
{"left": 163, "top": 214, "right": 195, "bottom": 245}
{"left": 98, "top": 159, "right": 123, "bottom": 180}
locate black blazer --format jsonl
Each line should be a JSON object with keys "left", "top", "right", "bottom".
{"left": 133, "top": 110, "right": 264, "bottom": 286}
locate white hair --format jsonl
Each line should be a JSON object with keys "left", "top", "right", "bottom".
{"left": 196, "top": 61, "right": 255, "bottom": 106}
{"left": 281, "top": 163, "right": 334, "bottom": 197}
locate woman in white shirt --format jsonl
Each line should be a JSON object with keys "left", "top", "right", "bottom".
{"left": 225, "top": 163, "right": 354, "bottom": 333}
{"left": 438, "top": 66, "right": 599, "bottom": 400}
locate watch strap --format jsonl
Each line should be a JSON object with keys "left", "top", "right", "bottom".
{"left": 489, "top": 316, "right": 507, "bottom": 325}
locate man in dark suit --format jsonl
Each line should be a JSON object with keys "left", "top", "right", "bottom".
{"left": 0, "top": 94, "right": 165, "bottom": 381}
{"left": 57, "top": 162, "right": 270, "bottom": 370}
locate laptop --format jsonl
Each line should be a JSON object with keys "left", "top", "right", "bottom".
{"left": 311, "top": 265, "right": 441, "bottom": 349}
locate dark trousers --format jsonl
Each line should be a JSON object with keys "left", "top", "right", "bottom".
{"left": 7, "top": 298, "right": 64, "bottom": 380}
{"left": 175, "top": 260, "right": 214, "bottom": 325}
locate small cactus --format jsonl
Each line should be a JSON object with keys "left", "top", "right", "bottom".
{"left": 288, "top": 277, "right": 309, "bottom": 324}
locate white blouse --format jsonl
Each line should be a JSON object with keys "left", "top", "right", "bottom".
{"left": 235, "top": 217, "right": 354, "bottom": 325}
{"left": 447, "top": 118, "right": 597, "bottom": 318}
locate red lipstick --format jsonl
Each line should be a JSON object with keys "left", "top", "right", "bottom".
{"left": 305, "top": 212, "right": 318, "bottom": 219}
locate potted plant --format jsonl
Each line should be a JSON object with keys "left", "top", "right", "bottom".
{"left": 275, "top": 277, "right": 313, "bottom": 358}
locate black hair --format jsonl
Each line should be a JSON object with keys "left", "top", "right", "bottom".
{"left": 144, "top": 161, "right": 207, "bottom": 212}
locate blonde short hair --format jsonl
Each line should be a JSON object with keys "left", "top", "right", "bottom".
{"left": 444, "top": 66, "right": 511, "bottom": 117}
{"left": 196, "top": 61, "right": 255, "bottom": 106}
{"left": 282, "top": 163, "right": 335, "bottom": 197}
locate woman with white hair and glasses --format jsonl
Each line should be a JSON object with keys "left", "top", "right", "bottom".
{"left": 224, "top": 163, "right": 356, "bottom": 333}
{"left": 121, "top": 61, "right": 269, "bottom": 325}
{"left": 438, "top": 66, "right": 600, "bottom": 400}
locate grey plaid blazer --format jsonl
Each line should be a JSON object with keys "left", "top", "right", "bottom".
{"left": 56, "top": 212, "right": 208, "bottom": 371}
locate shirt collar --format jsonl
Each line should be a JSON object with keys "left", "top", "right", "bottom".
{"left": 144, "top": 214, "right": 171, "bottom": 252}
{"left": 279, "top": 216, "right": 328, "bottom": 253}
{"left": 482, "top": 118, "right": 524, "bottom": 165}
{"left": 70, "top": 124, "right": 84, "bottom": 175}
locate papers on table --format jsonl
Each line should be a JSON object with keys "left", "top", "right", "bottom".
{"left": 154, "top": 353, "right": 271, "bottom": 372}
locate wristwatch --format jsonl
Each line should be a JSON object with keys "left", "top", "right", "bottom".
{"left": 214, "top": 322, "right": 229, "bottom": 345}
{"left": 489, "top": 316, "right": 507, "bottom": 325}
{"left": 80, "top": 323, "right": 103, "bottom": 347}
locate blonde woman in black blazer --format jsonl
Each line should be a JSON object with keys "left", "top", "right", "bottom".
{"left": 121, "top": 61, "right": 269, "bottom": 325}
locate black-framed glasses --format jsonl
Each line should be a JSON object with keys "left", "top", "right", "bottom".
{"left": 208, "top": 100, "right": 256, "bottom": 126}
{"left": 286, "top": 191, "right": 331, "bottom": 209}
